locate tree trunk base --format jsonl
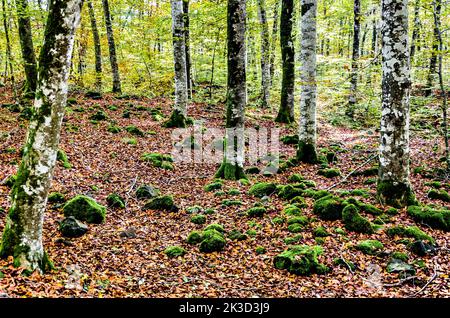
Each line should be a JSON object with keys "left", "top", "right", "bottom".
{"left": 215, "top": 162, "right": 246, "bottom": 180}
{"left": 296, "top": 141, "right": 318, "bottom": 164}
{"left": 377, "top": 180, "right": 417, "bottom": 208}
{"left": 164, "top": 110, "right": 188, "bottom": 128}
{"left": 275, "top": 108, "right": 294, "bottom": 124}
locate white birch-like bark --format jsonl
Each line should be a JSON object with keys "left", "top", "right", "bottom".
{"left": 171, "top": 0, "right": 188, "bottom": 117}
{"left": 0, "top": 0, "right": 83, "bottom": 272}
{"left": 297, "top": 0, "right": 318, "bottom": 163}
{"left": 257, "top": 0, "right": 270, "bottom": 108}
{"left": 378, "top": 0, "right": 413, "bottom": 207}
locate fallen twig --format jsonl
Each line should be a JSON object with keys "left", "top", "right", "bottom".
{"left": 411, "top": 264, "right": 438, "bottom": 297}
{"left": 327, "top": 154, "right": 378, "bottom": 190}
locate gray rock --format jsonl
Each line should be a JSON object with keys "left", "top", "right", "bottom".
{"left": 135, "top": 184, "right": 160, "bottom": 199}
{"left": 59, "top": 216, "right": 88, "bottom": 238}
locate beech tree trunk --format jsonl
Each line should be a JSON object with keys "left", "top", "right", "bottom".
{"left": 165, "top": 0, "right": 189, "bottom": 128}
{"left": 410, "top": 0, "right": 421, "bottom": 60}
{"left": 0, "top": 0, "right": 84, "bottom": 273}
{"left": 102, "top": 0, "right": 121, "bottom": 93}
{"left": 297, "top": 0, "right": 318, "bottom": 164}
{"left": 257, "top": 0, "right": 270, "bottom": 108}
{"left": 425, "top": 0, "right": 440, "bottom": 97}
{"left": 347, "top": 0, "right": 360, "bottom": 116}
{"left": 88, "top": 0, "right": 102, "bottom": 91}
{"left": 215, "top": 0, "right": 246, "bottom": 180}
{"left": 276, "top": 0, "right": 294, "bottom": 124}
{"left": 16, "top": 0, "right": 38, "bottom": 98}
{"left": 269, "top": 0, "right": 280, "bottom": 84}
{"left": 377, "top": 0, "right": 415, "bottom": 208}
{"left": 183, "top": 0, "right": 192, "bottom": 99}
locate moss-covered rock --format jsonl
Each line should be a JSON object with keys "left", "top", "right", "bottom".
{"left": 245, "top": 166, "right": 260, "bottom": 174}
{"left": 255, "top": 246, "right": 266, "bottom": 254}
{"left": 313, "top": 195, "right": 345, "bottom": 220}
{"left": 390, "top": 252, "right": 409, "bottom": 262}
{"left": 284, "top": 234, "right": 302, "bottom": 244}
{"left": 106, "top": 193, "right": 125, "bottom": 209}
{"left": 427, "top": 189, "right": 450, "bottom": 202}
{"left": 228, "top": 188, "right": 241, "bottom": 195}
{"left": 273, "top": 245, "right": 329, "bottom": 276}
{"left": 277, "top": 184, "right": 304, "bottom": 200}
{"left": 228, "top": 229, "right": 247, "bottom": 241}
{"left": 48, "top": 192, "right": 65, "bottom": 204}
{"left": 135, "top": 184, "right": 159, "bottom": 199}
{"left": 408, "top": 240, "right": 437, "bottom": 256}
{"left": 288, "top": 174, "right": 304, "bottom": 183}
{"left": 342, "top": 204, "right": 374, "bottom": 234}
{"left": 191, "top": 214, "right": 206, "bottom": 225}
{"left": 204, "top": 181, "right": 223, "bottom": 192}
{"left": 59, "top": 216, "right": 88, "bottom": 238}
{"left": 386, "top": 226, "right": 435, "bottom": 244}
{"left": 287, "top": 216, "right": 309, "bottom": 226}
{"left": 246, "top": 206, "right": 267, "bottom": 217}
{"left": 143, "top": 195, "right": 178, "bottom": 212}
{"left": 318, "top": 168, "right": 341, "bottom": 178}
{"left": 248, "top": 182, "right": 277, "bottom": 197}
{"left": 407, "top": 205, "right": 450, "bottom": 232}
{"left": 386, "top": 207, "right": 399, "bottom": 215}
{"left": 289, "top": 196, "right": 308, "bottom": 208}
{"left": 199, "top": 230, "right": 226, "bottom": 253}
{"left": 281, "top": 134, "right": 299, "bottom": 145}
{"left": 57, "top": 149, "right": 72, "bottom": 169}
{"left": 89, "top": 110, "right": 108, "bottom": 121}
{"left": 141, "top": 152, "right": 174, "bottom": 169}
{"left": 204, "top": 223, "right": 224, "bottom": 233}
{"left": 287, "top": 223, "right": 303, "bottom": 233}
{"left": 164, "top": 246, "right": 186, "bottom": 258}
{"left": 63, "top": 195, "right": 106, "bottom": 224}
{"left": 333, "top": 257, "right": 356, "bottom": 271}
{"left": 186, "top": 230, "right": 203, "bottom": 244}
{"left": 355, "top": 240, "right": 384, "bottom": 255}
{"left": 313, "top": 226, "right": 330, "bottom": 237}
{"left": 377, "top": 180, "right": 417, "bottom": 208}
{"left": 107, "top": 124, "right": 121, "bottom": 134}
{"left": 282, "top": 205, "right": 302, "bottom": 217}
{"left": 272, "top": 216, "right": 285, "bottom": 225}
{"left": 125, "top": 125, "right": 145, "bottom": 137}
{"left": 424, "top": 181, "right": 442, "bottom": 189}
{"left": 221, "top": 199, "right": 242, "bottom": 207}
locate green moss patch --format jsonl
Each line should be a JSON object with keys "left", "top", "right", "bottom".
{"left": 141, "top": 152, "right": 174, "bottom": 170}
{"left": 248, "top": 182, "right": 277, "bottom": 197}
{"left": 427, "top": 189, "right": 450, "bottom": 202}
{"left": 246, "top": 207, "right": 267, "bottom": 217}
{"left": 164, "top": 246, "right": 186, "bottom": 258}
{"left": 143, "top": 195, "right": 178, "bottom": 212}
{"left": 313, "top": 226, "right": 330, "bottom": 237}
{"left": 63, "top": 195, "right": 106, "bottom": 224}
{"left": 48, "top": 192, "right": 65, "bottom": 204}
{"left": 277, "top": 184, "right": 304, "bottom": 200}
{"left": 57, "top": 150, "right": 72, "bottom": 169}
{"left": 342, "top": 204, "right": 374, "bottom": 234}
{"left": 355, "top": 240, "right": 384, "bottom": 255}
{"left": 318, "top": 168, "right": 341, "bottom": 178}
{"left": 313, "top": 195, "right": 345, "bottom": 220}
{"left": 106, "top": 193, "right": 125, "bottom": 209}
{"left": 407, "top": 205, "right": 450, "bottom": 231}
{"left": 228, "top": 229, "right": 247, "bottom": 241}
{"left": 274, "top": 245, "right": 329, "bottom": 276}
{"left": 191, "top": 214, "right": 206, "bottom": 225}
{"left": 204, "top": 181, "right": 223, "bottom": 192}
{"left": 125, "top": 125, "right": 145, "bottom": 137}
{"left": 282, "top": 205, "right": 302, "bottom": 217}
{"left": 386, "top": 226, "right": 435, "bottom": 244}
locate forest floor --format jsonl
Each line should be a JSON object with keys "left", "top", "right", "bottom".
{"left": 0, "top": 87, "right": 449, "bottom": 298}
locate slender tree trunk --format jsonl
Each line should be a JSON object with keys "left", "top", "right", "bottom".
{"left": 215, "top": 0, "right": 246, "bottom": 180}
{"left": 432, "top": 0, "right": 448, "bottom": 170}
{"left": 16, "top": 0, "right": 38, "bottom": 98}
{"left": 347, "top": 0, "right": 360, "bottom": 116}
{"left": 410, "top": 0, "right": 420, "bottom": 61}
{"left": 377, "top": 0, "right": 415, "bottom": 208}
{"left": 102, "top": 0, "right": 121, "bottom": 93}
{"left": 269, "top": 0, "right": 280, "bottom": 85}
{"left": 88, "top": 0, "right": 102, "bottom": 91}
{"left": 165, "top": 0, "right": 188, "bottom": 128}
{"left": 183, "top": 0, "right": 192, "bottom": 99}
{"left": 275, "top": 0, "right": 294, "bottom": 123}
{"left": 0, "top": 0, "right": 84, "bottom": 273}
{"left": 425, "top": 0, "right": 440, "bottom": 97}
{"left": 297, "top": 0, "right": 318, "bottom": 163}
{"left": 2, "top": 0, "right": 17, "bottom": 101}
{"left": 257, "top": 0, "right": 270, "bottom": 108}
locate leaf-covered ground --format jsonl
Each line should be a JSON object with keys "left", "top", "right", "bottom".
{"left": 0, "top": 88, "right": 449, "bottom": 298}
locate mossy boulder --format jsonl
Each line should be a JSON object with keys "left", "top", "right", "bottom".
{"left": 407, "top": 205, "right": 450, "bottom": 232}
{"left": 287, "top": 216, "right": 309, "bottom": 226}
{"left": 246, "top": 206, "right": 267, "bottom": 217}
{"left": 289, "top": 196, "right": 308, "bottom": 208}
{"left": 427, "top": 189, "right": 450, "bottom": 202}
{"left": 318, "top": 168, "right": 341, "bottom": 178}
{"left": 273, "top": 245, "right": 329, "bottom": 276}
{"left": 284, "top": 234, "right": 302, "bottom": 245}
{"left": 143, "top": 195, "right": 178, "bottom": 212}
{"left": 199, "top": 229, "right": 226, "bottom": 253}
{"left": 204, "top": 181, "right": 223, "bottom": 192}
{"left": 386, "top": 226, "right": 435, "bottom": 244}
{"left": 191, "top": 214, "right": 206, "bottom": 225}
{"left": 59, "top": 216, "right": 88, "bottom": 238}
{"left": 228, "top": 229, "right": 247, "bottom": 241}
{"left": 288, "top": 174, "right": 304, "bottom": 183}
{"left": 245, "top": 167, "right": 260, "bottom": 175}
{"left": 106, "top": 193, "right": 125, "bottom": 209}
{"left": 281, "top": 134, "right": 299, "bottom": 145}
{"left": 255, "top": 246, "right": 266, "bottom": 254}
{"left": 248, "top": 182, "right": 277, "bottom": 197}
{"left": 186, "top": 230, "right": 203, "bottom": 244}
{"left": 282, "top": 205, "right": 302, "bottom": 217}
{"left": 277, "top": 184, "right": 304, "bottom": 200}
{"left": 63, "top": 195, "right": 106, "bottom": 224}
{"left": 390, "top": 252, "right": 409, "bottom": 262}
{"left": 204, "top": 223, "right": 224, "bottom": 233}
{"left": 287, "top": 223, "right": 303, "bottom": 233}
{"left": 48, "top": 192, "right": 65, "bottom": 204}
{"left": 135, "top": 184, "right": 160, "bottom": 199}
{"left": 164, "top": 246, "right": 186, "bottom": 258}
{"left": 221, "top": 199, "right": 242, "bottom": 207}
{"left": 57, "top": 150, "right": 72, "bottom": 169}
{"left": 313, "top": 195, "right": 345, "bottom": 220}
{"left": 342, "top": 204, "right": 374, "bottom": 234}
{"left": 89, "top": 110, "right": 108, "bottom": 121}
{"left": 355, "top": 240, "right": 384, "bottom": 255}
{"left": 313, "top": 226, "right": 330, "bottom": 237}
{"left": 125, "top": 125, "right": 145, "bottom": 137}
